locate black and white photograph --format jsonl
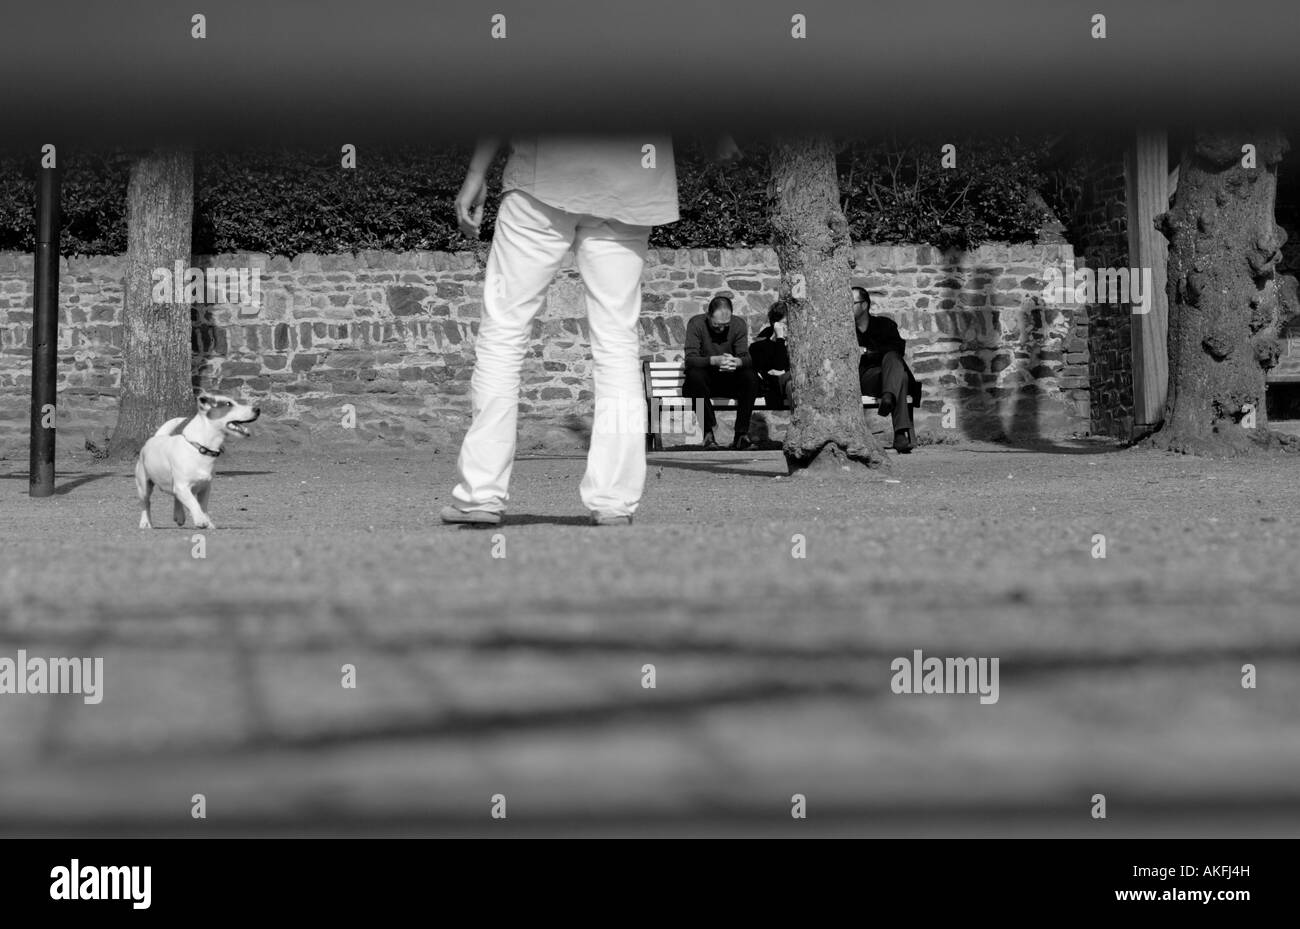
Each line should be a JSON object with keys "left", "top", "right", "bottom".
{"left": 0, "top": 0, "right": 1293, "bottom": 911}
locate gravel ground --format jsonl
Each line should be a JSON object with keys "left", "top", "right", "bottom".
{"left": 0, "top": 436, "right": 1297, "bottom": 836}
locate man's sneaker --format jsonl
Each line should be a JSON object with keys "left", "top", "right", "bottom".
{"left": 590, "top": 512, "right": 633, "bottom": 527}
{"left": 701, "top": 431, "right": 720, "bottom": 449}
{"left": 877, "top": 392, "right": 897, "bottom": 418}
{"left": 440, "top": 505, "right": 502, "bottom": 526}
{"left": 892, "top": 428, "right": 914, "bottom": 454}
{"left": 730, "top": 434, "right": 753, "bottom": 451}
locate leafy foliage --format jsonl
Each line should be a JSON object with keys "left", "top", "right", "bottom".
{"left": 193, "top": 146, "right": 488, "bottom": 256}
{"left": 0, "top": 150, "right": 131, "bottom": 254}
{"left": 836, "top": 134, "right": 1055, "bottom": 251}
{"left": 0, "top": 137, "right": 1059, "bottom": 256}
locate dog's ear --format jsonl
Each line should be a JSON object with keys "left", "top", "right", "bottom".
{"left": 197, "top": 394, "right": 215, "bottom": 410}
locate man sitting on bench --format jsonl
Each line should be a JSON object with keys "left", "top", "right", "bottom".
{"left": 853, "top": 286, "right": 922, "bottom": 454}
{"left": 684, "top": 295, "right": 759, "bottom": 450}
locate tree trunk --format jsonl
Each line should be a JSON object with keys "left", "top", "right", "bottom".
{"left": 769, "top": 135, "right": 889, "bottom": 475}
{"left": 1152, "top": 129, "right": 1298, "bottom": 455}
{"left": 108, "top": 150, "right": 195, "bottom": 460}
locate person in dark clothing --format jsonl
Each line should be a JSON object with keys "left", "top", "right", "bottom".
{"left": 683, "top": 295, "right": 759, "bottom": 450}
{"left": 852, "top": 286, "right": 922, "bottom": 453}
{"left": 749, "top": 300, "right": 791, "bottom": 408}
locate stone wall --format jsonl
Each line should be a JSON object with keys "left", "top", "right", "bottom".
{"left": 847, "top": 244, "right": 1088, "bottom": 442}
{"left": 0, "top": 244, "right": 1090, "bottom": 452}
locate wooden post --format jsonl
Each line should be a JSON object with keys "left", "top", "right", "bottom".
{"left": 1125, "top": 130, "right": 1170, "bottom": 430}
{"left": 29, "top": 159, "right": 60, "bottom": 497}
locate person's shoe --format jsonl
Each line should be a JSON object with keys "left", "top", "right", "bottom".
{"left": 730, "top": 434, "right": 753, "bottom": 451}
{"left": 701, "top": 431, "right": 720, "bottom": 448}
{"left": 892, "top": 428, "right": 914, "bottom": 454}
{"left": 877, "top": 392, "right": 897, "bottom": 418}
{"left": 590, "top": 512, "right": 633, "bottom": 527}
{"left": 439, "top": 505, "right": 502, "bottom": 526}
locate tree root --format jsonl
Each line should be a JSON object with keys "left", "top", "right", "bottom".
{"left": 1144, "top": 425, "right": 1300, "bottom": 456}
{"left": 784, "top": 440, "right": 889, "bottom": 477}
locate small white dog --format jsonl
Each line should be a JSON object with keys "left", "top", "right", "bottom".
{"left": 135, "top": 393, "right": 260, "bottom": 529}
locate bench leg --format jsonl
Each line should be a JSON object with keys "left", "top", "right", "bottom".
{"left": 645, "top": 396, "right": 665, "bottom": 452}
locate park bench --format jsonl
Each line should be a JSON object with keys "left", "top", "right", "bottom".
{"left": 1265, "top": 335, "right": 1300, "bottom": 421}
{"left": 643, "top": 359, "right": 914, "bottom": 451}
{"left": 1268, "top": 334, "right": 1300, "bottom": 382}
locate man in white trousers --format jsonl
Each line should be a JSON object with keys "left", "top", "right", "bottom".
{"left": 441, "top": 134, "right": 738, "bottom": 527}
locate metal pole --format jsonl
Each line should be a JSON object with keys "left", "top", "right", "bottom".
{"left": 29, "top": 159, "right": 61, "bottom": 497}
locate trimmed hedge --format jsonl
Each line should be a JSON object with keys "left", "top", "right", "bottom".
{"left": 0, "top": 136, "right": 1059, "bottom": 256}
{"left": 0, "top": 151, "right": 133, "bottom": 255}
{"left": 839, "top": 134, "right": 1053, "bottom": 251}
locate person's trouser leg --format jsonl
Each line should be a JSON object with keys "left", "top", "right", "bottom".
{"left": 880, "top": 351, "right": 913, "bottom": 431}
{"left": 683, "top": 366, "right": 717, "bottom": 433}
{"left": 574, "top": 214, "right": 651, "bottom": 517}
{"left": 860, "top": 364, "right": 887, "bottom": 421}
{"left": 729, "top": 367, "right": 759, "bottom": 437}
{"left": 451, "top": 191, "right": 578, "bottom": 513}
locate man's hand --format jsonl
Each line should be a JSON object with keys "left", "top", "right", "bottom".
{"left": 456, "top": 171, "right": 488, "bottom": 239}
{"left": 719, "top": 354, "right": 740, "bottom": 372}
{"left": 456, "top": 137, "right": 502, "bottom": 239}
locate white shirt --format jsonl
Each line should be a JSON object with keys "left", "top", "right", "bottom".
{"left": 501, "top": 133, "right": 680, "bottom": 227}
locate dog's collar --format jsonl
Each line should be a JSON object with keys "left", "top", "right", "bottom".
{"left": 187, "top": 439, "right": 222, "bottom": 458}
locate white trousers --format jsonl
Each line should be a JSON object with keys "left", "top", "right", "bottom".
{"left": 451, "top": 189, "right": 651, "bottom": 517}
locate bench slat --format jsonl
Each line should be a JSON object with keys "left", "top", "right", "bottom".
{"left": 645, "top": 362, "right": 899, "bottom": 402}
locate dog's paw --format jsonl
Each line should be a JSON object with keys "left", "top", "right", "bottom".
{"left": 138, "top": 518, "right": 152, "bottom": 530}
{"left": 194, "top": 517, "right": 214, "bottom": 530}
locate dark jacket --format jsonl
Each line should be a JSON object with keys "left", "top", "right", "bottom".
{"left": 856, "top": 314, "right": 906, "bottom": 366}
{"left": 750, "top": 324, "right": 790, "bottom": 372}
{"left": 856, "top": 314, "right": 922, "bottom": 405}
{"left": 685, "top": 314, "right": 751, "bottom": 369}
